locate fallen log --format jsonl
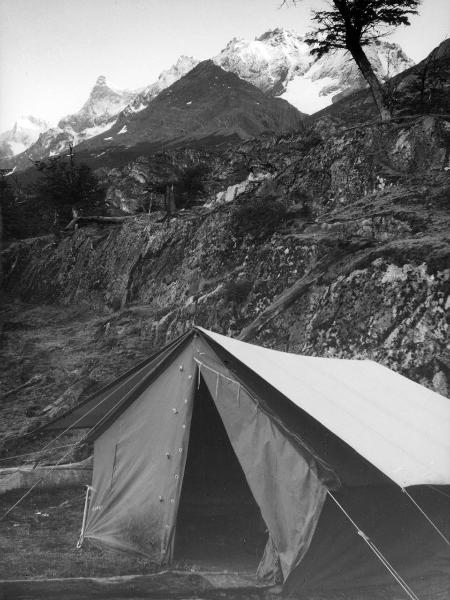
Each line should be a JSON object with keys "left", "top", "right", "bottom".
{"left": 238, "top": 242, "right": 375, "bottom": 342}
{"left": 0, "top": 457, "right": 93, "bottom": 496}
{"left": 1, "top": 375, "right": 43, "bottom": 400}
{"left": 65, "top": 215, "right": 135, "bottom": 230}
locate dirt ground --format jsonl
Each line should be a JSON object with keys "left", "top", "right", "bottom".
{"left": 1, "top": 486, "right": 448, "bottom": 600}
{"left": 0, "top": 486, "right": 157, "bottom": 580}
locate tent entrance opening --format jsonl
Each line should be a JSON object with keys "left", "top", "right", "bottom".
{"left": 174, "top": 376, "right": 267, "bottom": 571}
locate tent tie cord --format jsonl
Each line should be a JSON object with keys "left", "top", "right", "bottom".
{"left": 29, "top": 353, "right": 167, "bottom": 469}
{"left": 428, "top": 485, "right": 450, "bottom": 501}
{"left": 327, "top": 491, "right": 421, "bottom": 600}
{"left": 0, "top": 380, "right": 135, "bottom": 522}
{"left": 401, "top": 487, "right": 450, "bottom": 548}
{"left": 0, "top": 443, "right": 76, "bottom": 464}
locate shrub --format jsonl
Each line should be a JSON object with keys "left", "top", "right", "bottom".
{"left": 222, "top": 279, "right": 253, "bottom": 304}
{"left": 175, "top": 164, "right": 209, "bottom": 208}
{"left": 229, "top": 195, "right": 289, "bottom": 239}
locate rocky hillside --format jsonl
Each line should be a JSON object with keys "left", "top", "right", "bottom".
{"left": 1, "top": 111, "right": 449, "bottom": 462}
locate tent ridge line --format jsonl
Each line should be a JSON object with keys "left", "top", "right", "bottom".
{"left": 84, "top": 333, "right": 195, "bottom": 443}
{"left": 33, "top": 330, "right": 192, "bottom": 438}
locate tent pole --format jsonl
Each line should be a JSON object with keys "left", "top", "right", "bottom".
{"left": 402, "top": 488, "right": 450, "bottom": 547}
{"left": 327, "top": 491, "right": 421, "bottom": 600}
{"left": 77, "top": 485, "right": 92, "bottom": 549}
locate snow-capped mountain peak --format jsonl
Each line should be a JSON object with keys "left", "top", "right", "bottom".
{"left": 214, "top": 28, "right": 413, "bottom": 114}
{"left": 94, "top": 75, "right": 107, "bottom": 87}
{"left": 57, "top": 75, "right": 137, "bottom": 134}
{"left": 123, "top": 55, "right": 200, "bottom": 115}
{"left": 0, "top": 115, "right": 51, "bottom": 159}
{"left": 214, "top": 28, "right": 312, "bottom": 95}
{"left": 1, "top": 28, "right": 415, "bottom": 168}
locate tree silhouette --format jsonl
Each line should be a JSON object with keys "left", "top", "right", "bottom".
{"left": 33, "top": 143, "right": 106, "bottom": 227}
{"left": 284, "top": 1, "right": 420, "bottom": 121}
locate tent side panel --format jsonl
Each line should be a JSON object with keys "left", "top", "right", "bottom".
{"left": 200, "top": 367, "right": 327, "bottom": 581}
{"left": 84, "top": 344, "right": 196, "bottom": 560}
{"left": 285, "top": 485, "right": 450, "bottom": 594}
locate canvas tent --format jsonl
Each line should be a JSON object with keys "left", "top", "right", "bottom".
{"left": 44, "top": 327, "right": 450, "bottom": 595}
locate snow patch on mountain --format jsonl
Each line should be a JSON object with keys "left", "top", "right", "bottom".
{"left": 281, "top": 76, "right": 337, "bottom": 114}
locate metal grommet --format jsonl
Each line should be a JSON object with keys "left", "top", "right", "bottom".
{"left": 178, "top": 448, "right": 183, "bottom": 453}
{"left": 174, "top": 474, "right": 179, "bottom": 479}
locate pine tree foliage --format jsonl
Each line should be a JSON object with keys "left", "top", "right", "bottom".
{"left": 33, "top": 144, "right": 106, "bottom": 226}
{"left": 302, "top": 1, "right": 420, "bottom": 58}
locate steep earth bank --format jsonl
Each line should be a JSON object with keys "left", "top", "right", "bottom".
{"left": 1, "top": 116, "right": 449, "bottom": 460}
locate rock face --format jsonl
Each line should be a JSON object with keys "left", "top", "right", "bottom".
{"left": 0, "top": 116, "right": 50, "bottom": 160}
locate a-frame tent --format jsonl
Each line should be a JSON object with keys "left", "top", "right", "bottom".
{"left": 44, "top": 327, "right": 450, "bottom": 595}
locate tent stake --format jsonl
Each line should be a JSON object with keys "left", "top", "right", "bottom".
{"left": 77, "top": 485, "right": 92, "bottom": 549}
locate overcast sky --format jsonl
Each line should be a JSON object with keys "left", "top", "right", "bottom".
{"left": 0, "top": 0, "right": 448, "bottom": 131}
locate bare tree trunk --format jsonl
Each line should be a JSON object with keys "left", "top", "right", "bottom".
{"left": 164, "top": 183, "right": 176, "bottom": 217}
{"left": 349, "top": 45, "right": 392, "bottom": 122}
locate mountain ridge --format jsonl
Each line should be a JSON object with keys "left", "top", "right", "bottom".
{"left": 0, "top": 27, "right": 414, "bottom": 167}
{"left": 79, "top": 60, "right": 305, "bottom": 152}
